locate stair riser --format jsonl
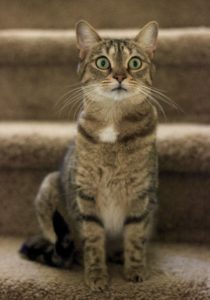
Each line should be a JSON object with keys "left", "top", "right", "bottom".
{"left": 0, "top": 170, "right": 43, "bottom": 236}
{"left": 1, "top": 169, "right": 209, "bottom": 243}
{"left": 0, "top": 65, "right": 209, "bottom": 122}
{"left": 158, "top": 173, "right": 210, "bottom": 243}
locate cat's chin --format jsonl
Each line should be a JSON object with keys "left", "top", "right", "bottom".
{"left": 94, "top": 87, "right": 134, "bottom": 102}
{"left": 110, "top": 90, "right": 130, "bottom": 102}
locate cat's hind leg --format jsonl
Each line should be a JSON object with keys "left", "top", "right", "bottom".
{"left": 35, "top": 171, "right": 61, "bottom": 243}
{"left": 20, "top": 172, "right": 75, "bottom": 268}
{"left": 20, "top": 210, "right": 75, "bottom": 268}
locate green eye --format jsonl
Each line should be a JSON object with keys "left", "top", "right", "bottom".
{"left": 96, "top": 56, "right": 110, "bottom": 70}
{"left": 128, "top": 57, "right": 142, "bottom": 70}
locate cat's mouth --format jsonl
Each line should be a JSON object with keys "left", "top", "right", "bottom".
{"left": 112, "top": 85, "right": 127, "bottom": 92}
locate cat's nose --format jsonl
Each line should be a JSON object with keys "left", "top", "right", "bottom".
{"left": 113, "top": 74, "right": 126, "bottom": 83}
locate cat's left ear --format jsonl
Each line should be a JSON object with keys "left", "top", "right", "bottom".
{"left": 76, "top": 20, "right": 102, "bottom": 60}
{"left": 134, "top": 21, "right": 159, "bottom": 58}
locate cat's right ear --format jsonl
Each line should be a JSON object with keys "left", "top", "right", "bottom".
{"left": 134, "top": 21, "right": 159, "bottom": 58}
{"left": 75, "top": 20, "right": 101, "bottom": 60}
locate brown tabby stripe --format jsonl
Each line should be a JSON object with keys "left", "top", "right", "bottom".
{"left": 78, "top": 61, "right": 89, "bottom": 80}
{"left": 138, "top": 188, "right": 157, "bottom": 204}
{"left": 130, "top": 256, "right": 143, "bottom": 264}
{"left": 78, "top": 190, "right": 95, "bottom": 202}
{"left": 137, "top": 189, "right": 151, "bottom": 200}
{"left": 81, "top": 214, "right": 103, "bottom": 227}
{"left": 150, "top": 197, "right": 157, "bottom": 205}
{"left": 119, "top": 124, "right": 155, "bottom": 143}
{"left": 125, "top": 210, "right": 150, "bottom": 225}
{"left": 78, "top": 124, "right": 97, "bottom": 144}
{"left": 122, "top": 112, "right": 147, "bottom": 122}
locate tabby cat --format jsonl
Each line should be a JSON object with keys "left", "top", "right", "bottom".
{"left": 20, "top": 20, "right": 159, "bottom": 291}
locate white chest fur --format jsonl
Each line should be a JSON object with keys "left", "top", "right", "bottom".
{"left": 99, "top": 125, "right": 118, "bottom": 143}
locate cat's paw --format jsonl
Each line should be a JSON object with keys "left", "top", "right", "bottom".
{"left": 124, "top": 267, "right": 147, "bottom": 283}
{"left": 85, "top": 270, "right": 109, "bottom": 292}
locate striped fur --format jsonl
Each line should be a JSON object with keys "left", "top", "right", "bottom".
{"left": 20, "top": 20, "right": 159, "bottom": 292}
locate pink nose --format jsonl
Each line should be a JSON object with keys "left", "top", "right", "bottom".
{"left": 113, "top": 74, "right": 126, "bottom": 83}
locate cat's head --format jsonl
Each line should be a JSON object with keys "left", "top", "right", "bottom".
{"left": 76, "top": 20, "right": 158, "bottom": 103}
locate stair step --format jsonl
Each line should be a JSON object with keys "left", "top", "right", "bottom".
{"left": 0, "top": 0, "right": 209, "bottom": 29}
{"left": 0, "top": 237, "right": 209, "bottom": 299}
{"left": 0, "top": 122, "right": 209, "bottom": 242}
{"left": 0, "top": 28, "right": 209, "bottom": 122}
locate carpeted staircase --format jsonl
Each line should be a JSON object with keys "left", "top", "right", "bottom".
{"left": 0, "top": 2, "right": 210, "bottom": 299}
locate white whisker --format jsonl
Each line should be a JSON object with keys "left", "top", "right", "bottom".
{"left": 55, "top": 83, "right": 99, "bottom": 118}
{"left": 141, "top": 84, "right": 182, "bottom": 112}
{"left": 137, "top": 86, "right": 167, "bottom": 120}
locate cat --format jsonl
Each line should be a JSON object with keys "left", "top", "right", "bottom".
{"left": 20, "top": 20, "right": 159, "bottom": 292}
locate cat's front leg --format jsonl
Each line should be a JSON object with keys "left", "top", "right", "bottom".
{"left": 83, "top": 221, "right": 108, "bottom": 291}
{"left": 77, "top": 189, "right": 108, "bottom": 291}
{"left": 123, "top": 193, "right": 155, "bottom": 282}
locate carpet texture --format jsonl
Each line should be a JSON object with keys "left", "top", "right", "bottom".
{"left": 0, "top": 28, "right": 209, "bottom": 122}
{"left": 0, "top": 237, "right": 210, "bottom": 300}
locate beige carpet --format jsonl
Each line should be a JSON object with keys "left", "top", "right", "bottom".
{"left": 0, "top": 237, "right": 210, "bottom": 300}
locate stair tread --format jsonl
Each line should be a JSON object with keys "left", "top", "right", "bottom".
{"left": 0, "top": 122, "right": 209, "bottom": 173}
{"left": 0, "top": 28, "right": 209, "bottom": 65}
{"left": 0, "top": 236, "right": 209, "bottom": 299}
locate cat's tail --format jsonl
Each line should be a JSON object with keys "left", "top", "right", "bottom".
{"left": 19, "top": 210, "right": 75, "bottom": 268}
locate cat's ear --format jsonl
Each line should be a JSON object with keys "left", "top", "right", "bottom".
{"left": 76, "top": 20, "right": 102, "bottom": 60}
{"left": 134, "top": 21, "right": 159, "bottom": 58}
